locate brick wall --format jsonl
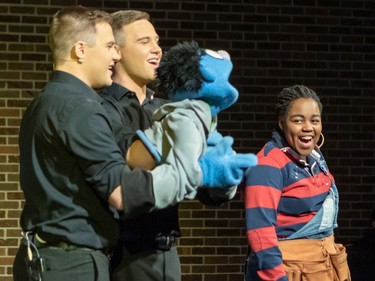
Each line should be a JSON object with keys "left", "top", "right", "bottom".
{"left": 1, "top": 1, "right": 374, "bottom": 280}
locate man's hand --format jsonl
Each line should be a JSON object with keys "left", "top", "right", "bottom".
{"left": 199, "top": 136, "right": 257, "bottom": 188}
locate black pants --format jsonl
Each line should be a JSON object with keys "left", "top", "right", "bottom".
{"left": 13, "top": 243, "right": 110, "bottom": 281}
{"left": 111, "top": 246, "right": 181, "bottom": 281}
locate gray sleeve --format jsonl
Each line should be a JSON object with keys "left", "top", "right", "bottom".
{"left": 147, "top": 107, "right": 207, "bottom": 208}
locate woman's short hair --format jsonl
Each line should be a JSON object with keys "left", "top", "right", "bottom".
{"left": 275, "top": 85, "right": 323, "bottom": 119}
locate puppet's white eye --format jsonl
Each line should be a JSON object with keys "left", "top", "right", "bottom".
{"left": 205, "top": 49, "right": 224, "bottom": 59}
{"left": 205, "top": 49, "right": 231, "bottom": 60}
{"left": 218, "top": 50, "right": 230, "bottom": 60}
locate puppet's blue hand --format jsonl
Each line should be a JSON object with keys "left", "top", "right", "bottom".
{"left": 206, "top": 131, "right": 223, "bottom": 146}
{"left": 199, "top": 137, "right": 257, "bottom": 188}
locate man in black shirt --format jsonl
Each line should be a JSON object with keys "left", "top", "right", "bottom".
{"left": 101, "top": 10, "right": 239, "bottom": 281}
{"left": 13, "top": 6, "right": 242, "bottom": 281}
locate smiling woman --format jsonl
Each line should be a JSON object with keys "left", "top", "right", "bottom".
{"left": 278, "top": 97, "right": 322, "bottom": 161}
{"left": 242, "top": 85, "right": 351, "bottom": 281}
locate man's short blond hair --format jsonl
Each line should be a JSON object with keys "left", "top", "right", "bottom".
{"left": 49, "top": 6, "right": 112, "bottom": 61}
{"left": 110, "top": 10, "right": 150, "bottom": 47}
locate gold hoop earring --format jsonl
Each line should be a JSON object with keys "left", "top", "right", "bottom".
{"left": 317, "top": 133, "right": 325, "bottom": 149}
{"left": 78, "top": 58, "right": 84, "bottom": 64}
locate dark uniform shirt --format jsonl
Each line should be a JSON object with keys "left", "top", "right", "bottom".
{"left": 100, "top": 82, "right": 181, "bottom": 253}
{"left": 19, "top": 71, "right": 154, "bottom": 250}
{"left": 100, "top": 82, "right": 167, "bottom": 152}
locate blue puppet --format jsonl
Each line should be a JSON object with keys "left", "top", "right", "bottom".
{"left": 126, "top": 41, "right": 257, "bottom": 198}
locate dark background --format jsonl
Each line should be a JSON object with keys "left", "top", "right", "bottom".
{"left": 0, "top": 1, "right": 374, "bottom": 280}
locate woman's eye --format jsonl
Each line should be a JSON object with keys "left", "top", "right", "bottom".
{"left": 292, "top": 119, "right": 302, "bottom": 123}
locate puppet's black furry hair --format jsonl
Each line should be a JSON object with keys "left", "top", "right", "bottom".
{"left": 156, "top": 41, "right": 205, "bottom": 96}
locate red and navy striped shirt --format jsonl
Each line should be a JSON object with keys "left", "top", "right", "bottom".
{"left": 243, "top": 131, "right": 334, "bottom": 281}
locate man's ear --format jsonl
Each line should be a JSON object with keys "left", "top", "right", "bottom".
{"left": 73, "top": 41, "right": 87, "bottom": 61}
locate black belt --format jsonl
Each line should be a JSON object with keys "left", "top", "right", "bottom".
{"left": 122, "top": 233, "right": 178, "bottom": 254}
{"left": 155, "top": 233, "right": 176, "bottom": 251}
{"left": 43, "top": 241, "right": 83, "bottom": 251}
{"left": 22, "top": 234, "right": 112, "bottom": 256}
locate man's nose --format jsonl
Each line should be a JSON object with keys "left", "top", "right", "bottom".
{"left": 151, "top": 42, "right": 162, "bottom": 54}
{"left": 112, "top": 45, "right": 121, "bottom": 62}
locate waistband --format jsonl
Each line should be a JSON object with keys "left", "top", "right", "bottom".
{"left": 21, "top": 232, "right": 112, "bottom": 256}
{"left": 278, "top": 234, "right": 334, "bottom": 247}
{"left": 121, "top": 233, "right": 178, "bottom": 254}
{"left": 278, "top": 234, "right": 338, "bottom": 258}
